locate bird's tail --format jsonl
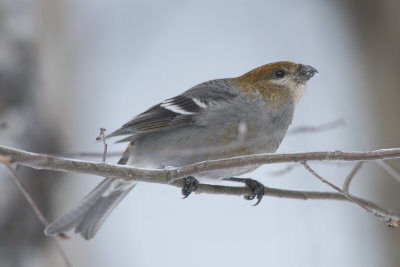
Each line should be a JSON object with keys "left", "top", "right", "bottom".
{"left": 45, "top": 178, "right": 136, "bottom": 240}
{"left": 45, "top": 144, "right": 136, "bottom": 240}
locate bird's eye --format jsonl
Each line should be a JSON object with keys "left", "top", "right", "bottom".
{"left": 275, "top": 70, "right": 285, "bottom": 78}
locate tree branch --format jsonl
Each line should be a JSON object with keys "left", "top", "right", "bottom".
{"left": 1, "top": 144, "right": 400, "bottom": 226}
{"left": 1, "top": 145, "right": 400, "bottom": 184}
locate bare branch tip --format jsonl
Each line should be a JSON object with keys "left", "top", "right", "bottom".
{"left": 96, "top": 127, "right": 107, "bottom": 140}
{"left": 96, "top": 127, "right": 108, "bottom": 162}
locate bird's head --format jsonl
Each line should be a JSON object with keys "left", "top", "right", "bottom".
{"left": 232, "top": 61, "right": 318, "bottom": 107}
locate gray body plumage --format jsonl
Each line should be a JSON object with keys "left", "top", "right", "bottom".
{"left": 45, "top": 62, "right": 316, "bottom": 239}
{"left": 129, "top": 79, "right": 295, "bottom": 176}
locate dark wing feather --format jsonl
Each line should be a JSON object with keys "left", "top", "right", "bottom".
{"left": 106, "top": 81, "right": 238, "bottom": 142}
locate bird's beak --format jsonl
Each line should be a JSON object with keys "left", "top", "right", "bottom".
{"left": 298, "top": 64, "right": 318, "bottom": 81}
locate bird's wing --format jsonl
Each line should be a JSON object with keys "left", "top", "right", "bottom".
{"left": 106, "top": 81, "right": 238, "bottom": 142}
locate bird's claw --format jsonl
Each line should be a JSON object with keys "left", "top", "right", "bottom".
{"left": 223, "top": 177, "right": 266, "bottom": 205}
{"left": 181, "top": 176, "right": 199, "bottom": 199}
{"left": 243, "top": 179, "right": 266, "bottom": 206}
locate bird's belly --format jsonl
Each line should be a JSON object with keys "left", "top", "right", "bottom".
{"left": 128, "top": 122, "right": 285, "bottom": 179}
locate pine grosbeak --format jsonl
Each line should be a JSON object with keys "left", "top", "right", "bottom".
{"left": 45, "top": 61, "right": 318, "bottom": 239}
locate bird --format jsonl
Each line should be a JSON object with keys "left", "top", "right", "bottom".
{"left": 45, "top": 61, "right": 318, "bottom": 240}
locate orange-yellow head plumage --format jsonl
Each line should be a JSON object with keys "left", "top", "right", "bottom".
{"left": 232, "top": 61, "right": 317, "bottom": 106}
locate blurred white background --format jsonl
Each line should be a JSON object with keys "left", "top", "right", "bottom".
{"left": 1, "top": 0, "right": 400, "bottom": 266}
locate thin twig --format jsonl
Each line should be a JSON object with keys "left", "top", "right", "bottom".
{"left": 301, "top": 161, "right": 400, "bottom": 227}
{"left": 288, "top": 118, "right": 345, "bottom": 135}
{"left": 5, "top": 164, "right": 72, "bottom": 267}
{"left": 6, "top": 165, "right": 49, "bottom": 225}
{"left": 377, "top": 160, "right": 400, "bottom": 183}
{"left": 343, "top": 162, "right": 363, "bottom": 193}
{"left": 97, "top": 128, "right": 108, "bottom": 162}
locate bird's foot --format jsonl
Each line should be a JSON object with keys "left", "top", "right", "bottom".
{"left": 181, "top": 176, "right": 199, "bottom": 199}
{"left": 224, "top": 177, "right": 266, "bottom": 206}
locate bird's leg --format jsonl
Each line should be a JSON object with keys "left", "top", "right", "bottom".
{"left": 223, "top": 177, "right": 266, "bottom": 206}
{"left": 181, "top": 176, "right": 199, "bottom": 199}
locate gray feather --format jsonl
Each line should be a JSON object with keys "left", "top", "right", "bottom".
{"left": 74, "top": 179, "right": 135, "bottom": 239}
{"left": 45, "top": 178, "right": 136, "bottom": 240}
{"left": 45, "top": 148, "right": 136, "bottom": 240}
{"left": 106, "top": 79, "right": 238, "bottom": 140}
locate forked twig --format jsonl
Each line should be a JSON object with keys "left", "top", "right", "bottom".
{"left": 301, "top": 161, "right": 399, "bottom": 227}
{"left": 343, "top": 162, "right": 364, "bottom": 193}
